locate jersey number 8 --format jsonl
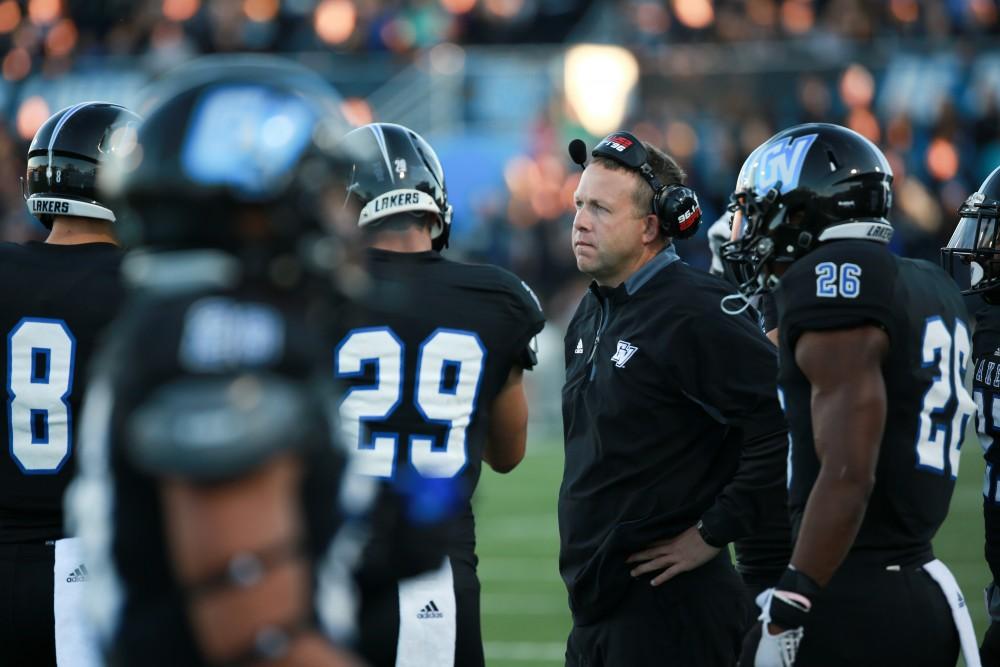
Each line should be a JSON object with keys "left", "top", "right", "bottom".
{"left": 6, "top": 318, "right": 76, "bottom": 474}
{"left": 335, "top": 327, "right": 485, "bottom": 479}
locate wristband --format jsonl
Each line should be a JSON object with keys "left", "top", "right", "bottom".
{"left": 696, "top": 519, "right": 725, "bottom": 549}
{"left": 769, "top": 567, "right": 822, "bottom": 630}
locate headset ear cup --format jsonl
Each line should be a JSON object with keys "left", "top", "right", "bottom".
{"left": 657, "top": 185, "right": 703, "bottom": 239}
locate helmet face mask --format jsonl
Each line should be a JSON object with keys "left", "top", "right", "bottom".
{"left": 941, "top": 166, "right": 1000, "bottom": 297}
{"left": 721, "top": 123, "right": 894, "bottom": 299}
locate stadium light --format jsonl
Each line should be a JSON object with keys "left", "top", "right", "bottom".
{"left": 28, "top": 0, "right": 59, "bottom": 25}
{"left": 0, "top": 0, "right": 21, "bottom": 33}
{"left": 564, "top": 45, "right": 639, "bottom": 137}
{"left": 673, "top": 0, "right": 714, "bottom": 29}
{"left": 3, "top": 47, "right": 30, "bottom": 81}
{"left": 244, "top": 0, "right": 279, "bottom": 23}
{"left": 16, "top": 96, "right": 50, "bottom": 140}
{"left": 162, "top": 0, "right": 199, "bottom": 22}
{"left": 314, "top": 0, "right": 356, "bottom": 45}
{"left": 440, "top": 0, "right": 476, "bottom": 14}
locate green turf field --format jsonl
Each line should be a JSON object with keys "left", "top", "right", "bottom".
{"left": 475, "top": 436, "right": 990, "bottom": 666}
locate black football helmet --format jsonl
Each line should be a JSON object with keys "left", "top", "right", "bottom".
{"left": 23, "top": 102, "right": 141, "bottom": 228}
{"left": 941, "top": 165, "right": 1000, "bottom": 297}
{"left": 338, "top": 123, "right": 453, "bottom": 251}
{"left": 99, "top": 55, "right": 356, "bottom": 287}
{"left": 721, "top": 123, "right": 893, "bottom": 298}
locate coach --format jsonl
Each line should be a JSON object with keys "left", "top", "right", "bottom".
{"left": 559, "top": 132, "right": 789, "bottom": 666}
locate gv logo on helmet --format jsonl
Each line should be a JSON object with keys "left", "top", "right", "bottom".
{"left": 756, "top": 134, "right": 818, "bottom": 195}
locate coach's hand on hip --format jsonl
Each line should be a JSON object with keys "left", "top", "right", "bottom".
{"left": 626, "top": 525, "right": 721, "bottom": 585}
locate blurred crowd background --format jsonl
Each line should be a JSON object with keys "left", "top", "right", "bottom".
{"left": 0, "top": 0, "right": 999, "bottom": 327}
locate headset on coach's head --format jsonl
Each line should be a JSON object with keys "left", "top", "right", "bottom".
{"left": 569, "top": 131, "right": 703, "bottom": 239}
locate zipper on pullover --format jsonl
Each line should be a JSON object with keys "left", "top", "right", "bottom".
{"left": 587, "top": 296, "right": 610, "bottom": 381}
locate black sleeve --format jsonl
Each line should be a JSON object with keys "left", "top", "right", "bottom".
{"left": 507, "top": 278, "right": 546, "bottom": 370}
{"left": 758, "top": 292, "right": 779, "bottom": 334}
{"left": 776, "top": 241, "right": 897, "bottom": 348}
{"left": 667, "top": 308, "right": 789, "bottom": 544}
{"left": 700, "top": 429, "right": 789, "bottom": 547}
{"left": 981, "top": 337, "right": 1000, "bottom": 582}
{"left": 987, "top": 501, "right": 1000, "bottom": 585}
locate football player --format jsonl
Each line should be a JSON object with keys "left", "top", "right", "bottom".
{"left": 0, "top": 101, "right": 137, "bottom": 666}
{"left": 941, "top": 164, "right": 1000, "bottom": 666}
{"left": 724, "top": 123, "right": 978, "bottom": 667}
{"left": 332, "top": 122, "right": 545, "bottom": 667}
{"left": 65, "top": 57, "right": 372, "bottom": 667}
{"left": 709, "top": 209, "right": 791, "bottom": 602}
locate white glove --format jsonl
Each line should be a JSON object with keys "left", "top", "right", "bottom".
{"left": 754, "top": 624, "right": 803, "bottom": 667}
{"left": 753, "top": 587, "right": 806, "bottom": 667}
{"left": 707, "top": 212, "right": 731, "bottom": 276}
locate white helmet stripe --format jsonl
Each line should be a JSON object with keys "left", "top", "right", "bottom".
{"left": 368, "top": 124, "right": 395, "bottom": 185}
{"left": 46, "top": 101, "right": 91, "bottom": 179}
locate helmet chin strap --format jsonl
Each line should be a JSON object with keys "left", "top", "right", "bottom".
{"left": 720, "top": 292, "right": 755, "bottom": 316}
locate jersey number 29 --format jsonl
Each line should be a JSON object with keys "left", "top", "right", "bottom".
{"left": 335, "top": 327, "right": 485, "bottom": 479}
{"left": 915, "top": 317, "right": 975, "bottom": 478}
{"left": 6, "top": 318, "right": 76, "bottom": 474}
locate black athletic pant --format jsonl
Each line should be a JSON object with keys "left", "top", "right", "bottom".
{"left": 566, "top": 551, "right": 749, "bottom": 667}
{"left": 739, "top": 556, "right": 959, "bottom": 667}
{"left": 357, "top": 554, "right": 484, "bottom": 667}
{"left": 0, "top": 542, "right": 56, "bottom": 667}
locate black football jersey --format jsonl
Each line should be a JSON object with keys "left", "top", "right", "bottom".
{"left": 776, "top": 240, "right": 974, "bottom": 563}
{"left": 332, "top": 249, "right": 545, "bottom": 560}
{"left": 0, "top": 241, "right": 122, "bottom": 544}
{"left": 971, "top": 299, "right": 1000, "bottom": 582}
{"left": 70, "top": 287, "right": 356, "bottom": 667}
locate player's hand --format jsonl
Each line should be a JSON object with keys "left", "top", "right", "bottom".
{"left": 749, "top": 577, "right": 813, "bottom": 667}
{"left": 707, "top": 212, "right": 732, "bottom": 277}
{"left": 983, "top": 620, "right": 1000, "bottom": 666}
{"left": 625, "top": 525, "right": 720, "bottom": 585}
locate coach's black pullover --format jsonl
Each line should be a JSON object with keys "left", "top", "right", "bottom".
{"left": 558, "top": 246, "right": 790, "bottom": 624}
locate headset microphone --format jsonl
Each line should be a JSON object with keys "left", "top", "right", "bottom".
{"left": 568, "top": 139, "right": 588, "bottom": 170}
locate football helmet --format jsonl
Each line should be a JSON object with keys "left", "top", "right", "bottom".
{"left": 339, "top": 123, "right": 453, "bottom": 250}
{"left": 24, "top": 102, "right": 141, "bottom": 228}
{"left": 721, "top": 123, "right": 893, "bottom": 298}
{"left": 99, "top": 54, "right": 356, "bottom": 286}
{"left": 941, "top": 165, "right": 1000, "bottom": 296}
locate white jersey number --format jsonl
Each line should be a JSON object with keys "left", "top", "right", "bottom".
{"left": 6, "top": 318, "right": 76, "bottom": 473}
{"left": 335, "top": 327, "right": 485, "bottom": 479}
{"left": 915, "top": 317, "right": 975, "bottom": 478}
